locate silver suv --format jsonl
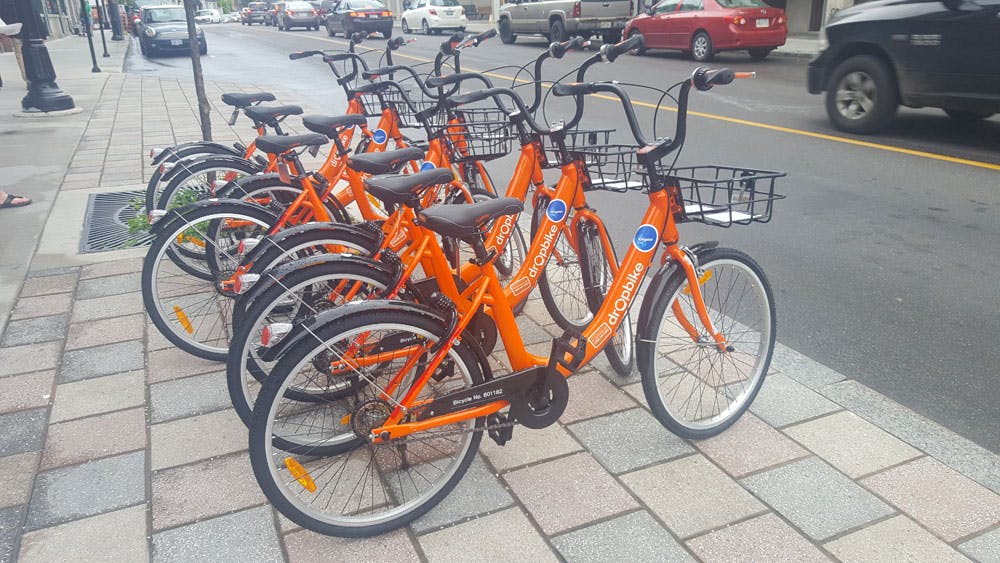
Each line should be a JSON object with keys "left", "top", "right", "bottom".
{"left": 497, "top": 0, "right": 633, "bottom": 44}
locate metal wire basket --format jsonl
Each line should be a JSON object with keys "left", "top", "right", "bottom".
{"left": 433, "top": 108, "right": 517, "bottom": 163}
{"left": 572, "top": 144, "right": 646, "bottom": 192}
{"left": 665, "top": 165, "right": 786, "bottom": 227}
{"left": 541, "top": 128, "right": 614, "bottom": 169}
{"left": 356, "top": 87, "right": 406, "bottom": 118}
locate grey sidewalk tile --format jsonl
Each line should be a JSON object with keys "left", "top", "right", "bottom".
{"left": 150, "top": 409, "right": 246, "bottom": 471}
{"left": 152, "top": 506, "right": 282, "bottom": 563}
{"left": 0, "top": 506, "right": 24, "bottom": 563}
{"left": 0, "top": 342, "right": 60, "bottom": 377}
{"left": 71, "top": 293, "right": 144, "bottom": 323}
{"left": 25, "top": 451, "right": 146, "bottom": 530}
{"left": 147, "top": 347, "right": 223, "bottom": 384}
{"left": 26, "top": 267, "right": 80, "bottom": 279}
{"left": 49, "top": 371, "right": 145, "bottom": 423}
{"left": 505, "top": 452, "right": 638, "bottom": 535}
{"left": 151, "top": 453, "right": 264, "bottom": 530}
{"left": 783, "top": 411, "right": 921, "bottom": 478}
{"left": 740, "top": 457, "right": 894, "bottom": 541}
{"left": 695, "top": 414, "right": 809, "bottom": 478}
{"left": 824, "top": 515, "right": 970, "bottom": 563}
{"left": 568, "top": 408, "right": 693, "bottom": 474}
{"left": 0, "top": 408, "right": 49, "bottom": 457}
{"left": 558, "top": 371, "right": 637, "bottom": 424}
{"left": 149, "top": 371, "right": 230, "bottom": 423}
{"left": 75, "top": 274, "right": 141, "bottom": 300}
{"left": 959, "top": 527, "right": 1000, "bottom": 563}
{"left": 286, "top": 527, "right": 420, "bottom": 563}
{"left": 41, "top": 408, "right": 147, "bottom": 470}
{"left": 623, "top": 454, "right": 765, "bottom": 539}
{"left": 553, "top": 510, "right": 693, "bottom": 563}
{"left": 410, "top": 456, "right": 514, "bottom": 534}
{"left": 1, "top": 315, "right": 68, "bottom": 347}
{"left": 820, "top": 380, "right": 1000, "bottom": 494}
{"left": 79, "top": 258, "right": 144, "bottom": 281}
{"left": 769, "top": 343, "right": 847, "bottom": 389}
{"left": 65, "top": 314, "right": 145, "bottom": 350}
{"left": 749, "top": 374, "right": 841, "bottom": 428}
{"left": 418, "top": 509, "right": 554, "bottom": 562}
{"left": 0, "top": 452, "right": 41, "bottom": 510}
{"left": 861, "top": 457, "right": 1000, "bottom": 542}
{"left": 60, "top": 340, "right": 145, "bottom": 383}
{"left": 685, "top": 512, "right": 830, "bottom": 563}
{"left": 0, "top": 371, "right": 55, "bottom": 414}
{"left": 481, "top": 422, "right": 582, "bottom": 472}
{"left": 18, "top": 505, "right": 149, "bottom": 563}
{"left": 19, "top": 273, "right": 78, "bottom": 298}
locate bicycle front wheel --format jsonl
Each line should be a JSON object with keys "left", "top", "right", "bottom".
{"left": 639, "top": 248, "right": 775, "bottom": 439}
{"left": 249, "top": 306, "right": 484, "bottom": 537}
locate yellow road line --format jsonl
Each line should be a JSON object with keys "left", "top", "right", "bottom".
{"left": 270, "top": 29, "right": 1000, "bottom": 172}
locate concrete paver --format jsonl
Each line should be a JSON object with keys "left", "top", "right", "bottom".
{"left": 0, "top": 371, "right": 55, "bottom": 414}
{"left": 18, "top": 505, "right": 149, "bottom": 563}
{"left": 552, "top": 510, "right": 693, "bottom": 563}
{"left": 152, "top": 506, "right": 283, "bottom": 563}
{"left": 418, "top": 508, "right": 554, "bottom": 563}
{"left": 823, "top": 515, "right": 970, "bottom": 563}
{"left": 685, "top": 512, "right": 830, "bottom": 563}
{"left": 568, "top": 407, "right": 693, "bottom": 474}
{"left": 695, "top": 414, "right": 809, "bottom": 478}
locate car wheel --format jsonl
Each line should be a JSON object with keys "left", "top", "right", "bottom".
{"left": 825, "top": 55, "right": 898, "bottom": 134}
{"left": 943, "top": 109, "right": 994, "bottom": 123}
{"left": 421, "top": 19, "right": 429, "bottom": 35}
{"left": 748, "top": 47, "right": 772, "bottom": 61}
{"left": 200, "top": 43, "right": 207, "bottom": 55}
{"left": 691, "top": 31, "right": 713, "bottom": 62}
{"left": 139, "top": 38, "right": 147, "bottom": 55}
{"left": 549, "top": 18, "right": 566, "bottom": 43}
{"left": 402, "top": 18, "right": 410, "bottom": 33}
{"left": 498, "top": 18, "right": 515, "bottom": 43}
{"left": 627, "top": 29, "right": 645, "bottom": 55}
{"left": 326, "top": 22, "right": 335, "bottom": 36}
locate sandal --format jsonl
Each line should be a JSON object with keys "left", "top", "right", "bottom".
{"left": 0, "top": 193, "right": 32, "bottom": 209}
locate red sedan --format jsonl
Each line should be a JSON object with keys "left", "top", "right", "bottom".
{"left": 624, "top": 0, "right": 786, "bottom": 62}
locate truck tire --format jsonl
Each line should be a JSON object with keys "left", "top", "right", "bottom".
{"left": 499, "top": 18, "right": 515, "bottom": 43}
{"left": 550, "top": 18, "right": 567, "bottom": 43}
{"left": 825, "top": 55, "right": 898, "bottom": 134}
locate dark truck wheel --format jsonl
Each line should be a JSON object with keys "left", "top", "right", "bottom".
{"left": 549, "top": 18, "right": 567, "bottom": 42}
{"left": 825, "top": 54, "right": 898, "bottom": 134}
{"left": 498, "top": 18, "right": 515, "bottom": 43}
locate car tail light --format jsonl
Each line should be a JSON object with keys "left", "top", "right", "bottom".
{"left": 776, "top": 15, "right": 785, "bottom": 24}
{"left": 286, "top": 10, "right": 293, "bottom": 15}
{"left": 572, "top": 1, "right": 580, "bottom": 18}
{"left": 350, "top": 11, "right": 360, "bottom": 16}
{"left": 382, "top": 10, "right": 391, "bottom": 16}
{"left": 428, "top": 8, "right": 437, "bottom": 15}
{"left": 732, "top": 15, "right": 746, "bottom": 25}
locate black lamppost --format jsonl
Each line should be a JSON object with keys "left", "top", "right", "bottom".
{"left": 16, "top": 0, "right": 75, "bottom": 111}
{"left": 107, "top": 0, "right": 122, "bottom": 40}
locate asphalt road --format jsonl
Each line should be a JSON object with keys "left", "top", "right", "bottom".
{"left": 127, "top": 24, "right": 1000, "bottom": 453}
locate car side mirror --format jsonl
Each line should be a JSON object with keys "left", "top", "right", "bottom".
{"left": 645, "top": 6, "right": 654, "bottom": 14}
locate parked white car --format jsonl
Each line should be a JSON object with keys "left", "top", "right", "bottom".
{"left": 194, "top": 9, "right": 221, "bottom": 23}
{"left": 400, "top": 0, "right": 466, "bottom": 35}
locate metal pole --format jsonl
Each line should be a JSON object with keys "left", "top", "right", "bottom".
{"left": 16, "top": 0, "right": 76, "bottom": 111}
{"left": 107, "top": 0, "right": 122, "bottom": 40}
{"left": 80, "top": 0, "right": 101, "bottom": 72}
{"left": 94, "top": 0, "right": 109, "bottom": 56}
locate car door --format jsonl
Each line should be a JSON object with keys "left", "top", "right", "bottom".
{"left": 410, "top": 0, "right": 426, "bottom": 27}
{"left": 644, "top": 0, "right": 681, "bottom": 48}
{"left": 672, "top": 0, "right": 704, "bottom": 48}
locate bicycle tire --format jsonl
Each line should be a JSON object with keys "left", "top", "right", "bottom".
{"left": 532, "top": 196, "right": 591, "bottom": 331}
{"left": 145, "top": 145, "right": 243, "bottom": 212}
{"left": 227, "top": 258, "right": 393, "bottom": 427}
{"left": 249, "top": 305, "right": 484, "bottom": 537}
{"left": 218, "top": 175, "right": 353, "bottom": 225}
{"left": 156, "top": 158, "right": 259, "bottom": 211}
{"left": 638, "top": 247, "right": 775, "bottom": 439}
{"left": 577, "top": 218, "right": 635, "bottom": 377}
{"left": 142, "top": 203, "right": 279, "bottom": 361}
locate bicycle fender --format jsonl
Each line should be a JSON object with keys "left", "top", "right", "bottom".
{"left": 150, "top": 198, "right": 278, "bottom": 236}
{"left": 240, "top": 221, "right": 382, "bottom": 266}
{"left": 215, "top": 173, "right": 284, "bottom": 198}
{"left": 151, "top": 141, "right": 242, "bottom": 165}
{"left": 634, "top": 241, "right": 719, "bottom": 376}
{"left": 160, "top": 155, "right": 261, "bottom": 183}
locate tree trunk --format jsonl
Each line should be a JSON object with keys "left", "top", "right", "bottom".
{"left": 183, "top": 0, "right": 212, "bottom": 142}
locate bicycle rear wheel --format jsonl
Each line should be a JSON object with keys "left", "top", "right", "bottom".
{"left": 638, "top": 248, "right": 775, "bottom": 439}
{"left": 249, "top": 306, "right": 484, "bottom": 537}
{"left": 532, "top": 197, "right": 590, "bottom": 330}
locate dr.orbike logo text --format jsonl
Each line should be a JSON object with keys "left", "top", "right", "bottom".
{"left": 633, "top": 224, "right": 658, "bottom": 253}
{"left": 525, "top": 200, "right": 568, "bottom": 280}
{"left": 608, "top": 261, "right": 645, "bottom": 327}
{"left": 545, "top": 199, "right": 567, "bottom": 223}
{"left": 372, "top": 129, "right": 388, "bottom": 145}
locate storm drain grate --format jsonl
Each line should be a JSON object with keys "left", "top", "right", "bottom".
{"left": 80, "top": 190, "right": 155, "bottom": 253}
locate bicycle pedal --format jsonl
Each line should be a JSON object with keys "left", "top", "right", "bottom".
{"left": 487, "top": 414, "right": 514, "bottom": 446}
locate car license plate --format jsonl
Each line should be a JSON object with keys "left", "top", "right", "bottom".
{"left": 600, "top": 21, "right": 611, "bottom": 28}
{"left": 445, "top": 9, "right": 453, "bottom": 15}
{"left": 755, "top": 18, "right": 769, "bottom": 27}
{"left": 368, "top": 14, "right": 378, "bottom": 18}
{"left": 170, "top": 39, "right": 182, "bottom": 45}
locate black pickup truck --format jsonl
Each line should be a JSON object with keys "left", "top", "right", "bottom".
{"left": 807, "top": 0, "right": 1000, "bottom": 134}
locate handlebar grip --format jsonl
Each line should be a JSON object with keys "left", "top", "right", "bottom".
{"left": 323, "top": 53, "right": 358, "bottom": 63}
{"left": 473, "top": 28, "right": 496, "bottom": 43}
{"left": 425, "top": 74, "right": 461, "bottom": 88}
{"left": 439, "top": 31, "right": 466, "bottom": 55}
{"left": 351, "top": 31, "right": 368, "bottom": 44}
{"left": 388, "top": 36, "right": 406, "bottom": 50}
{"left": 600, "top": 34, "right": 644, "bottom": 63}
{"left": 693, "top": 67, "right": 734, "bottom": 91}
{"left": 549, "top": 35, "right": 585, "bottom": 59}
{"left": 551, "top": 82, "right": 597, "bottom": 97}
{"left": 289, "top": 50, "right": 322, "bottom": 60}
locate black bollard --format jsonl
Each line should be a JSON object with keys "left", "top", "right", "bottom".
{"left": 80, "top": 0, "right": 100, "bottom": 73}
{"left": 16, "top": 0, "right": 75, "bottom": 111}
{"left": 94, "top": 0, "right": 109, "bottom": 57}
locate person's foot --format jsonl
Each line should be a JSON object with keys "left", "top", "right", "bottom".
{"left": 0, "top": 191, "right": 32, "bottom": 209}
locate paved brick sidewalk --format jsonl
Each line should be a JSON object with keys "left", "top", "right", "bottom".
{"left": 1, "top": 34, "right": 998, "bottom": 563}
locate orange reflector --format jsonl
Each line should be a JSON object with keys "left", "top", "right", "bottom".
{"left": 173, "top": 306, "right": 194, "bottom": 334}
{"left": 284, "top": 457, "right": 316, "bottom": 493}
{"left": 341, "top": 414, "right": 351, "bottom": 425}
{"left": 682, "top": 271, "right": 713, "bottom": 295}
{"left": 177, "top": 233, "right": 207, "bottom": 248}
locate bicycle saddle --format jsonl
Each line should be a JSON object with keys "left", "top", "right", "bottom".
{"left": 244, "top": 104, "right": 304, "bottom": 126}
{"left": 221, "top": 92, "right": 276, "bottom": 108}
{"left": 365, "top": 168, "right": 455, "bottom": 208}
{"left": 418, "top": 197, "right": 523, "bottom": 239}
{"left": 348, "top": 147, "right": 424, "bottom": 175}
{"left": 254, "top": 133, "right": 328, "bottom": 155}
{"left": 302, "top": 114, "right": 367, "bottom": 138}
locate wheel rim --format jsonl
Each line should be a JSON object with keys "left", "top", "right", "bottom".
{"left": 160, "top": 165, "right": 252, "bottom": 210}
{"left": 401, "top": 19, "right": 408, "bottom": 32}
{"left": 259, "top": 323, "right": 478, "bottom": 528}
{"left": 422, "top": 21, "right": 428, "bottom": 34}
{"left": 693, "top": 36, "right": 708, "bottom": 59}
{"left": 835, "top": 70, "right": 876, "bottom": 121}
{"left": 651, "top": 258, "right": 771, "bottom": 431}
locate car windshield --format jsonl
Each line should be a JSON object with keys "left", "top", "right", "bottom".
{"left": 349, "top": 0, "right": 385, "bottom": 8}
{"left": 430, "top": 0, "right": 459, "bottom": 6}
{"left": 715, "top": 0, "right": 767, "bottom": 7}
{"left": 146, "top": 7, "right": 186, "bottom": 22}
{"left": 287, "top": 1, "right": 313, "bottom": 8}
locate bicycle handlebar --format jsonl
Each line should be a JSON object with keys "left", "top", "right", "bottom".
{"left": 599, "top": 33, "right": 644, "bottom": 63}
